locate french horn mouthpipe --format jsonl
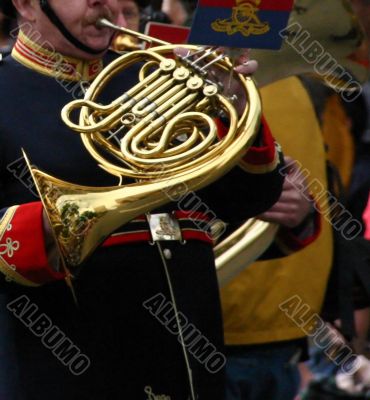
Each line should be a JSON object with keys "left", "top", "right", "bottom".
{"left": 97, "top": 18, "right": 169, "bottom": 47}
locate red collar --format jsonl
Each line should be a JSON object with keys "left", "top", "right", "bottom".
{"left": 12, "top": 30, "right": 103, "bottom": 82}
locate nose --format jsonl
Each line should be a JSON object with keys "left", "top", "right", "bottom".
{"left": 87, "top": 0, "right": 128, "bottom": 27}
{"left": 116, "top": 11, "right": 128, "bottom": 28}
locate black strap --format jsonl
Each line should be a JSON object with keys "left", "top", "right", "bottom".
{"left": 39, "top": 0, "right": 108, "bottom": 55}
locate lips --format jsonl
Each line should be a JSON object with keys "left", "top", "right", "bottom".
{"left": 85, "top": 7, "right": 115, "bottom": 27}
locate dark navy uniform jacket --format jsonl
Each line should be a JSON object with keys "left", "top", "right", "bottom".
{"left": 0, "top": 33, "right": 284, "bottom": 400}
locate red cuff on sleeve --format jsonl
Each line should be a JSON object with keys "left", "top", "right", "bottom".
{"left": 275, "top": 209, "right": 322, "bottom": 254}
{"left": 363, "top": 193, "right": 370, "bottom": 241}
{"left": 243, "top": 117, "right": 276, "bottom": 163}
{"left": 215, "top": 116, "right": 280, "bottom": 174}
{"left": 0, "top": 202, "right": 65, "bottom": 286}
{"left": 241, "top": 117, "right": 280, "bottom": 173}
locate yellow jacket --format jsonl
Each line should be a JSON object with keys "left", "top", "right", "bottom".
{"left": 221, "top": 76, "right": 333, "bottom": 345}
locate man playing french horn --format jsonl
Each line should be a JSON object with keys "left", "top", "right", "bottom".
{"left": 0, "top": 0, "right": 286, "bottom": 398}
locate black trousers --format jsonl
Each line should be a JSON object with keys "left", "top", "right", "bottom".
{"left": 2, "top": 241, "right": 225, "bottom": 399}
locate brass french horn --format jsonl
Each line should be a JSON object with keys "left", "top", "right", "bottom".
{"left": 24, "top": 18, "right": 268, "bottom": 283}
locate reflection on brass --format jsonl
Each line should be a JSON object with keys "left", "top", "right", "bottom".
{"left": 111, "top": 34, "right": 141, "bottom": 52}
{"left": 215, "top": 219, "right": 278, "bottom": 287}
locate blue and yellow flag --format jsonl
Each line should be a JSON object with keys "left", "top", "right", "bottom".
{"left": 188, "top": 0, "right": 294, "bottom": 49}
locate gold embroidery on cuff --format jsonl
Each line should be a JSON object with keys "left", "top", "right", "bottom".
{"left": 0, "top": 206, "right": 39, "bottom": 286}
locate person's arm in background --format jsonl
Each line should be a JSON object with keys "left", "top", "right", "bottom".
{"left": 258, "top": 156, "right": 321, "bottom": 256}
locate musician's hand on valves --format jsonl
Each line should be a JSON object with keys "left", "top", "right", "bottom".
{"left": 222, "top": 48, "right": 258, "bottom": 116}
{"left": 173, "top": 47, "right": 258, "bottom": 117}
{"left": 224, "top": 48, "right": 259, "bottom": 75}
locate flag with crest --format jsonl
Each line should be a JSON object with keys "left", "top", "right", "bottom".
{"left": 188, "top": 0, "right": 295, "bottom": 49}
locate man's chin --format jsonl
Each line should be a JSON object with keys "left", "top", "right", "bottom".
{"left": 82, "top": 26, "right": 112, "bottom": 52}
{"left": 85, "top": 37, "right": 111, "bottom": 53}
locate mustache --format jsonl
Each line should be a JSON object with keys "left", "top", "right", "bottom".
{"left": 84, "top": 7, "right": 114, "bottom": 26}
